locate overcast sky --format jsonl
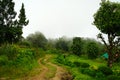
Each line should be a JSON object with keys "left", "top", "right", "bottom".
{"left": 14, "top": 0, "right": 120, "bottom": 39}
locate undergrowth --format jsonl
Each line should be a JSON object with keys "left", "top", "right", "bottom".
{"left": 0, "top": 44, "right": 42, "bottom": 79}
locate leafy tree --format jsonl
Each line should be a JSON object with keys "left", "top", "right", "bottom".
{"left": 81, "top": 38, "right": 104, "bottom": 55}
{"left": 0, "top": 0, "right": 28, "bottom": 44}
{"left": 86, "top": 42, "right": 99, "bottom": 59}
{"left": 93, "top": 0, "right": 120, "bottom": 67}
{"left": 26, "top": 32, "right": 47, "bottom": 49}
{"left": 55, "top": 38, "right": 69, "bottom": 51}
{"left": 71, "top": 37, "right": 82, "bottom": 56}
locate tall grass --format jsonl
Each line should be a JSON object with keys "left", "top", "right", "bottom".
{"left": 0, "top": 44, "right": 40, "bottom": 78}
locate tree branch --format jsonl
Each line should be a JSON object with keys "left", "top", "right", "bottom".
{"left": 97, "top": 33, "right": 108, "bottom": 49}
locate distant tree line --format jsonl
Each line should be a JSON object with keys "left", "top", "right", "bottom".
{"left": 22, "top": 31, "right": 104, "bottom": 59}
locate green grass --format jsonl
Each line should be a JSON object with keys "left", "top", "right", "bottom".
{"left": 66, "top": 55, "right": 106, "bottom": 67}
{"left": 45, "top": 64, "right": 57, "bottom": 79}
{"left": 53, "top": 53, "right": 109, "bottom": 80}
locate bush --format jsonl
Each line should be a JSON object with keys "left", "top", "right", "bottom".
{"left": 86, "top": 42, "right": 99, "bottom": 59}
{"left": 26, "top": 31, "right": 47, "bottom": 49}
{"left": 71, "top": 37, "right": 83, "bottom": 56}
{"left": 80, "top": 62, "right": 90, "bottom": 68}
{"left": 107, "top": 75, "right": 120, "bottom": 80}
{"left": 95, "top": 72, "right": 105, "bottom": 78}
{"left": 18, "top": 40, "right": 31, "bottom": 47}
{"left": 73, "top": 61, "right": 81, "bottom": 67}
{"left": 81, "top": 68, "right": 96, "bottom": 77}
{"left": 73, "top": 61, "right": 90, "bottom": 68}
{"left": 0, "top": 55, "right": 8, "bottom": 65}
{"left": 90, "top": 65, "right": 98, "bottom": 70}
{"left": 98, "top": 66, "right": 113, "bottom": 76}
{"left": 0, "top": 44, "right": 19, "bottom": 60}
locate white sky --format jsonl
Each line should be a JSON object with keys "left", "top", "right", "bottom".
{"left": 14, "top": 0, "right": 120, "bottom": 39}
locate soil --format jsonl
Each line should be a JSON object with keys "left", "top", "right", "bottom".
{"left": 28, "top": 55, "right": 73, "bottom": 80}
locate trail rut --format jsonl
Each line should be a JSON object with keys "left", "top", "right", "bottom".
{"left": 24, "top": 55, "right": 73, "bottom": 80}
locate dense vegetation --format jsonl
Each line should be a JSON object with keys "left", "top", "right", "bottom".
{"left": 93, "top": 0, "right": 120, "bottom": 67}
{"left": 0, "top": 0, "right": 120, "bottom": 80}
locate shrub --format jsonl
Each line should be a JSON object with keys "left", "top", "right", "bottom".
{"left": 90, "top": 65, "right": 98, "bottom": 70}
{"left": 80, "top": 62, "right": 90, "bottom": 68}
{"left": 18, "top": 40, "right": 31, "bottom": 47}
{"left": 0, "top": 55, "right": 8, "bottom": 65}
{"left": 107, "top": 75, "right": 120, "bottom": 80}
{"left": 81, "top": 68, "right": 96, "bottom": 77}
{"left": 71, "top": 37, "right": 83, "bottom": 56}
{"left": 95, "top": 72, "right": 105, "bottom": 78}
{"left": 86, "top": 42, "right": 99, "bottom": 59}
{"left": 98, "top": 66, "right": 113, "bottom": 76}
{"left": 73, "top": 61, "right": 81, "bottom": 67}
{"left": 65, "top": 60, "right": 75, "bottom": 67}
{"left": 0, "top": 44, "right": 19, "bottom": 60}
{"left": 55, "top": 39, "right": 69, "bottom": 51}
{"left": 26, "top": 31, "right": 47, "bottom": 49}
{"left": 73, "top": 61, "right": 90, "bottom": 68}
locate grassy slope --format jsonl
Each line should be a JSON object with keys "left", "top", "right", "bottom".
{"left": 1, "top": 47, "right": 120, "bottom": 80}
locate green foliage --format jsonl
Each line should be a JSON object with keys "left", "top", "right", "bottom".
{"left": 26, "top": 31, "right": 47, "bottom": 49}
{"left": 55, "top": 38, "right": 69, "bottom": 51}
{"left": 95, "top": 72, "right": 105, "bottom": 78}
{"left": 107, "top": 75, "right": 120, "bottom": 80}
{"left": 81, "top": 62, "right": 90, "bottom": 68}
{"left": 93, "top": 0, "right": 120, "bottom": 67}
{"left": 0, "top": 44, "right": 19, "bottom": 60}
{"left": 55, "top": 54, "right": 75, "bottom": 67}
{"left": 86, "top": 42, "right": 99, "bottom": 59}
{"left": 54, "top": 53, "right": 120, "bottom": 80}
{"left": 81, "top": 38, "right": 104, "bottom": 56}
{"left": 74, "top": 61, "right": 90, "bottom": 68}
{"left": 0, "top": 55, "right": 8, "bottom": 66}
{"left": 0, "top": 44, "right": 39, "bottom": 78}
{"left": 71, "top": 37, "right": 82, "bottom": 56}
{"left": 18, "top": 40, "right": 32, "bottom": 47}
{"left": 18, "top": 3, "right": 29, "bottom": 26}
{"left": 81, "top": 68, "right": 96, "bottom": 77}
{"left": 73, "top": 61, "right": 81, "bottom": 67}
{"left": 93, "top": 1, "right": 120, "bottom": 34}
{"left": 0, "top": 0, "right": 28, "bottom": 44}
{"left": 98, "top": 66, "right": 113, "bottom": 76}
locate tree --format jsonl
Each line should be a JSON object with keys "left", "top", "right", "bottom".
{"left": 0, "top": 0, "right": 28, "bottom": 44}
{"left": 55, "top": 38, "right": 69, "bottom": 51}
{"left": 93, "top": 0, "right": 120, "bottom": 67}
{"left": 71, "top": 37, "right": 82, "bottom": 56}
{"left": 26, "top": 32, "right": 47, "bottom": 49}
{"left": 86, "top": 42, "right": 99, "bottom": 59}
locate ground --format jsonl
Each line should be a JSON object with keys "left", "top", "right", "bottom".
{"left": 22, "top": 54, "right": 73, "bottom": 80}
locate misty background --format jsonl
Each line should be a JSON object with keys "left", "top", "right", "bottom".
{"left": 14, "top": 0, "right": 120, "bottom": 39}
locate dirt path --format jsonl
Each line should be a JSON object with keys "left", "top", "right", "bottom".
{"left": 49, "top": 63, "right": 72, "bottom": 80}
{"left": 27, "top": 54, "right": 73, "bottom": 80}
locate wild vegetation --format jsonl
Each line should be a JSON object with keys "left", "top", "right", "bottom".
{"left": 0, "top": 0, "right": 120, "bottom": 80}
{"left": 93, "top": 0, "right": 120, "bottom": 67}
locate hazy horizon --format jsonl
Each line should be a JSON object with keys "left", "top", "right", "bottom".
{"left": 14, "top": 0, "right": 120, "bottom": 39}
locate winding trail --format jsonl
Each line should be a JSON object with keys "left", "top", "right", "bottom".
{"left": 28, "top": 54, "right": 73, "bottom": 80}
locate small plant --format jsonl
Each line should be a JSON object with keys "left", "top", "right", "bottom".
{"left": 95, "top": 72, "right": 104, "bottom": 78}
{"left": 80, "top": 68, "right": 96, "bottom": 77}
{"left": 98, "top": 66, "right": 113, "bottom": 76}
{"left": 80, "top": 62, "right": 90, "bottom": 68}
{"left": 90, "top": 65, "right": 98, "bottom": 70}
{"left": 107, "top": 75, "right": 120, "bottom": 80}
{"left": 0, "top": 55, "right": 8, "bottom": 66}
{"left": 73, "top": 61, "right": 90, "bottom": 68}
{"left": 73, "top": 61, "right": 81, "bottom": 67}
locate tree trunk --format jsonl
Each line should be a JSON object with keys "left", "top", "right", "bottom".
{"left": 107, "top": 33, "right": 114, "bottom": 68}
{"left": 107, "top": 52, "right": 113, "bottom": 68}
